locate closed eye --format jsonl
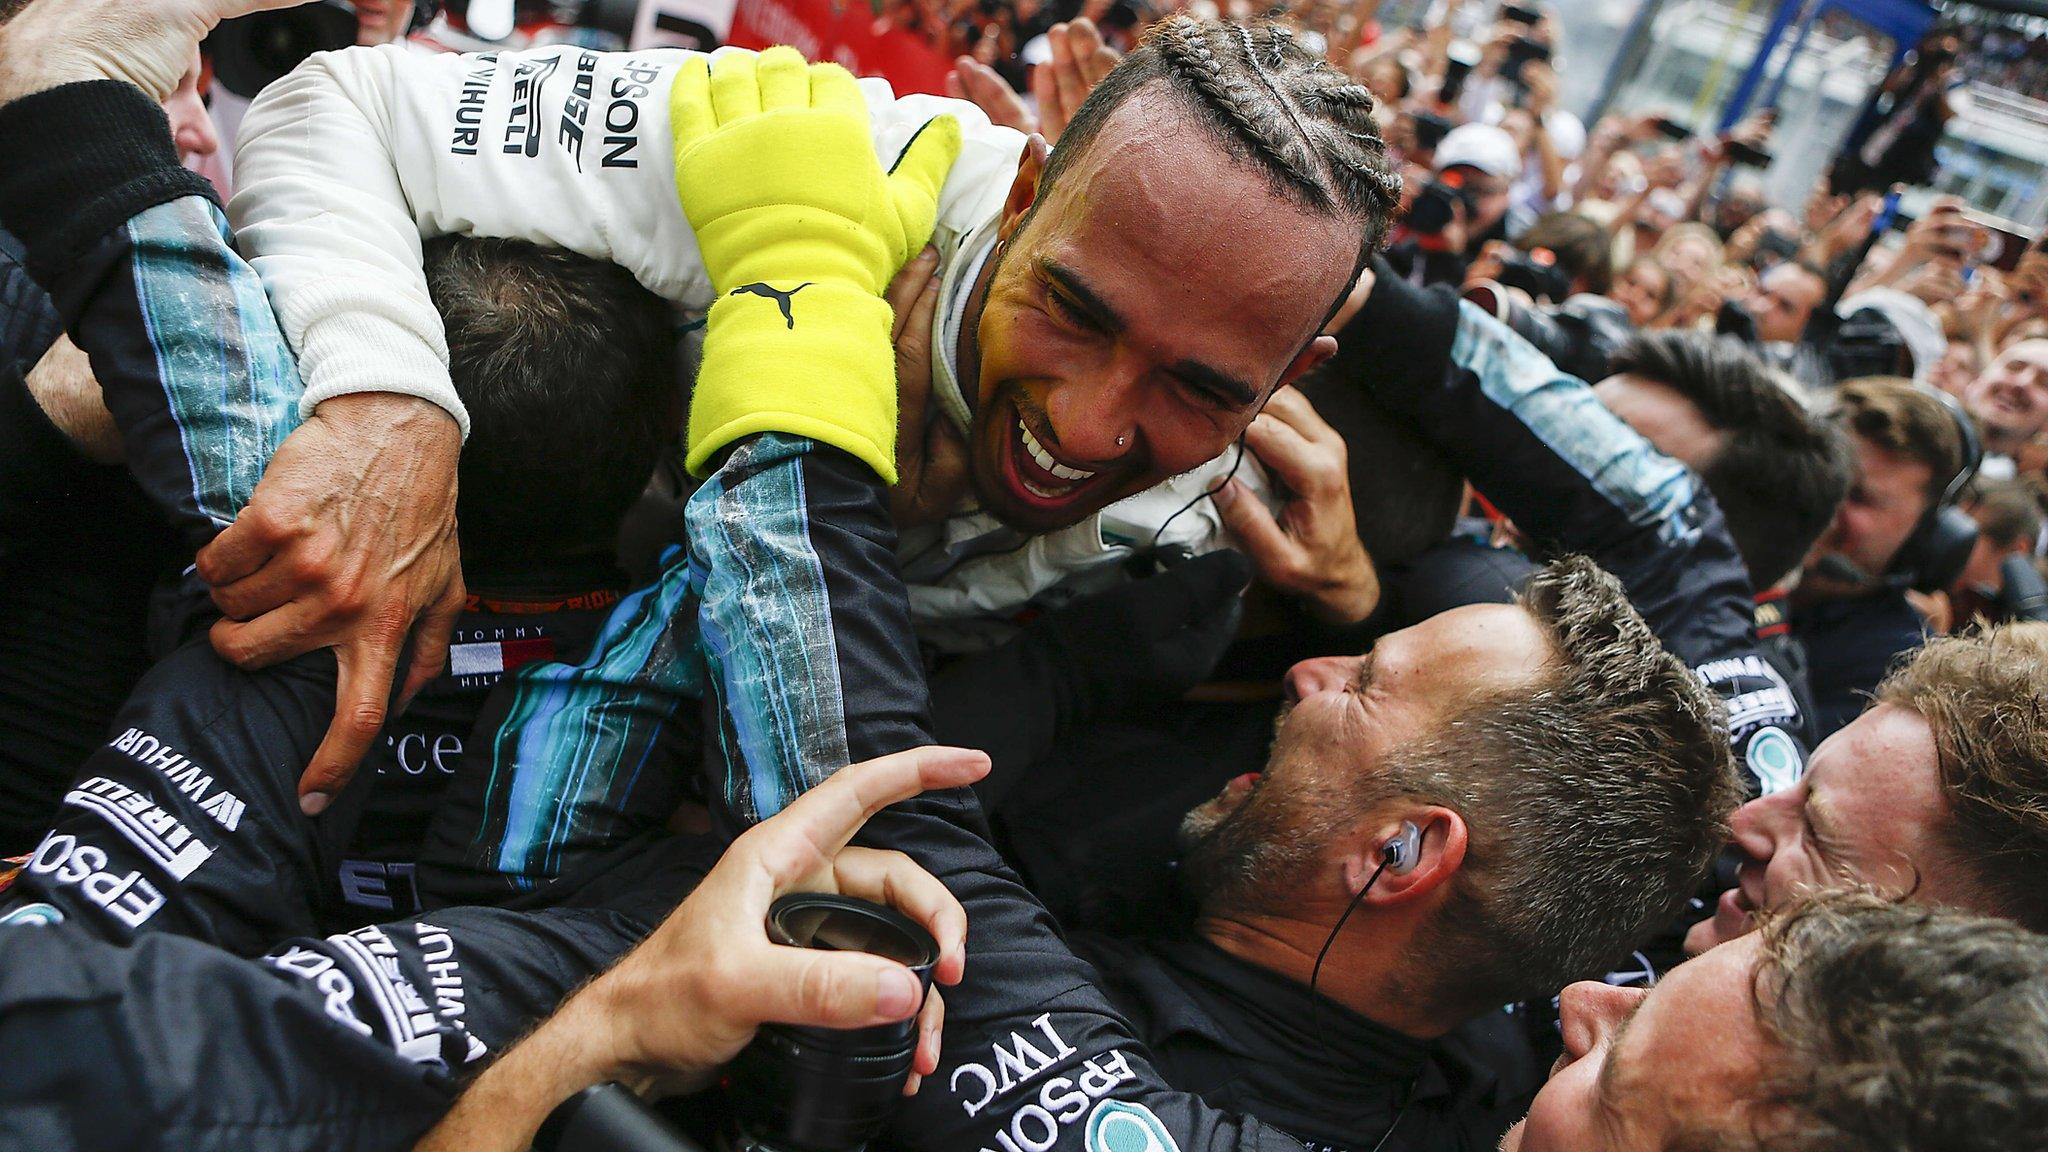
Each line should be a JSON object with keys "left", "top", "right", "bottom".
{"left": 1046, "top": 285, "right": 1102, "bottom": 332}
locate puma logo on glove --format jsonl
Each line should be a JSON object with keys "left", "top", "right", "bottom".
{"left": 729, "top": 282, "right": 813, "bottom": 330}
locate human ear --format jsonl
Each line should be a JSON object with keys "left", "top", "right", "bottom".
{"left": 1343, "top": 807, "right": 1468, "bottom": 904}
{"left": 1277, "top": 335, "right": 1340, "bottom": 390}
{"left": 998, "top": 134, "right": 1051, "bottom": 241}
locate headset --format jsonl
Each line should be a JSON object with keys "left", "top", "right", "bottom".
{"left": 1309, "top": 820, "right": 1424, "bottom": 994}
{"left": 1886, "top": 387, "right": 1983, "bottom": 594}
{"left": 1817, "top": 385, "right": 1982, "bottom": 594}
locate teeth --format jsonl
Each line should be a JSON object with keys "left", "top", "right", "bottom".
{"left": 1018, "top": 420, "right": 1096, "bottom": 483}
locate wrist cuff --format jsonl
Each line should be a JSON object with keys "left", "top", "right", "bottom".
{"left": 0, "top": 81, "right": 217, "bottom": 283}
{"left": 685, "top": 285, "right": 898, "bottom": 482}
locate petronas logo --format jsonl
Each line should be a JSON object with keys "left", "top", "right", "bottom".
{"left": 1085, "top": 1100, "right": 1181, "bottom": 1152}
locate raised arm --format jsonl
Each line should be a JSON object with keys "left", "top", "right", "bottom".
{"left": 229, "top": 43, "right": 714, "bottom": 432}
{"left": 1330, "top": 260, "right": 1808, "bottom": 786}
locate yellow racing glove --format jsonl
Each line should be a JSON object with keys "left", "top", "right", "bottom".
{"left": 673, "top": 46, "right": 961, "bottom": 481}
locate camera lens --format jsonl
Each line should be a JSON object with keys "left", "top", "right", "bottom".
{"left": 206, "top": 1, "right": 359, "bottom": 98}
{"left": 725, "top": 895, "right": 939, "bottom": 1152}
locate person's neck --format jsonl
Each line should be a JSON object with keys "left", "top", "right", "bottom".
{"left": 1983, "top": 431, "right": 2027, "bottom": 460}
{"left": 1195, "top": 907, "right": 1453, "bottom": 1039}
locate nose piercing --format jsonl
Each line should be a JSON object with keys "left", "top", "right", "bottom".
{"left": 1116, "top": 434, "right": 1128, "bottom": 448}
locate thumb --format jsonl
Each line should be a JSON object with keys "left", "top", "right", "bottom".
{"left": 1212, "top": 479, "right": 1295, "bottom": 571}
{"left": 760, "top": 948, "right": 928, "bottom": 1031}
{"left": 886, "top": 115, "right": 963, "bottom": 249}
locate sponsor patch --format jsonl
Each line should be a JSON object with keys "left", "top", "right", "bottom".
{"left": 108, "top": 728, "right": 247, "bottom": 831}
{"left": 1745, "top": 726, "right": 1803, "bottom": 795}
{"left": 1085, "top": 1101, "right": 1181, "bottom": 1152}
{"left": 0, "top": 902, "right": 63, "bottom": 926}
{"left": 950, "top": 1015, "right": 1140, "bottom": 1152}
{"left": 63, "top": 776, "right": 214, "bottom": 880}
{"left": 26, "top": 834, "right": 166, "bottom": 929}
{"left": 449, "top": 635, "right": 556, "bottom": 678}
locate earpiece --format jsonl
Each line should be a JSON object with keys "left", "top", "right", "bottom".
{"left": 1381, "top": 820, "right": 1424, "bottom": 874}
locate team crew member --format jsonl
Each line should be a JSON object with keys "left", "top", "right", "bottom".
{"left": 0, "top": 15, "right": 1372, "bottom": 1152}
{"left": 1507, "top": 892, "right": 2048, "bottom": 1152}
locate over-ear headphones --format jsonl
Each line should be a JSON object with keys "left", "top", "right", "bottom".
{"left": 1381, "top": 821, "right": 1424, "bottom": 874}
{"left": 1886, "top": 387, "right": 1982, "bottom": 594}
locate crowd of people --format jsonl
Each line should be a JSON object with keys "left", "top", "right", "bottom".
{"left": 1, "top": 0, "right": 2047, "bottom": 1150}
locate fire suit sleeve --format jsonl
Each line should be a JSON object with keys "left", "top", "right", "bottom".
{"left": 230, "top": 44, "right": 707, "bottom": 436}
{"left": 0, "top": 916, "right": 450, "bottom": 1152}
{"left": 678, "top": 434, "right": 1304, "bottom": 1152}
{"left": 1331, "top": 259, "right": 1807, "bottom": 791}
{"left": 229, "top": 43, "right": 1020, "bottom": 439}
{"left": 0, "top": 80, "right": 301, "bottom": 553}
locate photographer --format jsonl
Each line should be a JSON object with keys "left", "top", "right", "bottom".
{"left": 1948, "top": 479, "right": 2048, "bottom": 626}
{"left": 1384, "top": 122, "right": 1519, "bottom": 288}
{"left": 1461, "top": 210, "right": 1632, "bottom": 382}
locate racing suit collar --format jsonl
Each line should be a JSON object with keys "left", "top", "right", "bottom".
{"left": 931, "top": 213, "right": 1002, "bottom": 438}
{"left": 1162, "top": 935, "right": 1439, "bottom": 1092}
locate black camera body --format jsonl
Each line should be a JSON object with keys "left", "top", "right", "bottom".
{"left": 1494, "top": 248, "right": 1573, "bottom": 303}
{"left": 1501, "top": 36, "right": 1551, "bottom": 85}
{"left": 1407, "top": 170, "right": 1480, "bottom": 236}
{"left": 207, "top": 0, "right": 366, "bottom": 98}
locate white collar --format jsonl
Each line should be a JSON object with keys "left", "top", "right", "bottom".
{"left": 931, "top": 215, "right": 1003, "bottom": 434}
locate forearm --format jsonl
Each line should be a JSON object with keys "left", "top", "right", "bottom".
{"left": 1338, "top": 261, "right": 1688, "bottom": 554}
{"left": 1678, "top": 160, "right": 1722, "bottom": 223}
{"left": 691, "top": 434, "right": 935, "bottom": 826}
{"left": 232, "top": 44, "right": 711, "bottom": 438}
{"left": 0, "top": 80, "right": 301, "bottom": 548}
{"left": 0, "top": 921, "right": 449, "bottom": 1152}
{"left": 416, "top": 995, "right": 624, "bottom": 1152}
{"left": 1533, "top": 126, "right": 1564, "bottom": 202}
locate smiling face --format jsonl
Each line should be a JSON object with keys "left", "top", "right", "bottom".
{"left": 1501, "top": 933, "right": 1769, "bottom": 1151}
{"left": 1962, "top": 339, "right": 2048, "bottom": 456}
{"left": 966, "top": 90, "right": 1357, "bottom": 534}
{"left": 1683, "top": 704, "right": 1950, "bottom": 954}
{"left": 1179, "top": 604, "right": 1554, "bottom": 910}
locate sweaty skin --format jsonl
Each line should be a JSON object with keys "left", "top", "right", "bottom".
{"left": 955, "top": 92, "right": 1353, "bottom": 535}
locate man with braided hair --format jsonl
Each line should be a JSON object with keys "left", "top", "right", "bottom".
{"left": 155, "top": 14, "right": 1411, "bottom": 822}
{"left": 210, "top": 15, "right": 1405, "bottom": 901}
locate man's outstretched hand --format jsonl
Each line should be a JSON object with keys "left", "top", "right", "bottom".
{"left": 0, "top": 0, "right": 309, "bottom": 103}
{"left": 197, "top": 393, "right": 466, "bottom": 815}
{"left": 415, "top": 745, "right": 990, "bottom": 1152}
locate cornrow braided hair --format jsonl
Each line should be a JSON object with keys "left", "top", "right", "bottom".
{"left": 1043, "top": 14, "right": 1403, "bottom": 268}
